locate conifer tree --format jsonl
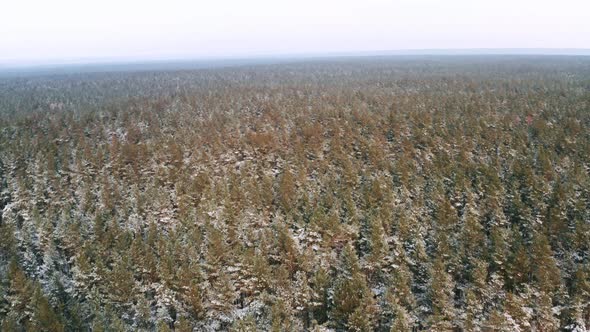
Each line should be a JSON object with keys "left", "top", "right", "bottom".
{"left": 428, "top": 255, "right": 456, "bottom": 331}
{"left": 535, "top": 291, "right": 559, "bottom": 331}
{"left": 331, "top": 244, "right": 375, "bottom": 330}
{"left": 389, "top": 298, "right": 412, "bottom": 332}
{"left": 30, "top": 284, "right": 64, "bottom": 332}
{"left": 278, "top": 169, "right": 296, "bottom": 213}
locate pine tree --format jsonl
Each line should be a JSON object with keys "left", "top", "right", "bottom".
{"left": 110, "top": 254, "right": 136, "bottom": 305}
{"left": 174, "top": 315, "right": 193, "bottom": 332}
{"left": 6, "top": 260, "right": 34, "bottom": 325}
{"left": 531, "top": 233, "right": 561, "bottom": 293}
{"left": 311, "top": 267, "right": 330, "bottom": 324}
{"left": 207, "top": 270, "right": 237, "bottom": 316}
{"left": 206, "top": 225, "right": 229, "bottom": 269}
{"left": 390, "top": 260, "right": 415, "bottom": 310}
{"left": 330, "top": 244, "right": 375, "bottom": 330}
{"left": 566, "top": 296, "right": 588, "bottom": 332}
{"left": 461, "top": 196, "right": 485, "bottom": 260}
{"left": 0, "top": 220, "right": 17, "bottom": 260}
{"left": 366, "top": 214, "right": 388, "bottom": 269}
{"left": 348, "top": 306, "right": 373, "bottom": 332}
{"left": 30, "top": 283, "right": 64, "bottom": 332}
{"left": 490, "top": 224, "right": 510, "bottom": 276}
{"left": 184, "top": 279, "right": 205, "bottom": 320}
{"left": 389, "top": 299, "right": 412, "bottom": 332}
{"left": 428, "top": 256, "right": 456, "bottom": 331}
{"left": 134, "top": 294, "right": 153, "bottom": 329}
{"left": 484, "top": 308, "right": 512, "bottom": 332}
{"left": 293, "top": 270, "right": 312, "bottom": 324}
{"left": 504, "top": 291, "right": 532, "bottom": 331}
{"left": 464, "top": 289, "right": 483, "bottom": 331}
{"left": 508, "top": 240, "right": 531, "bottom": 288}
{"left": 276, "top": 222, "right": 299, "bottom": 274}
{"left": 278, "top": 168, "right": 297, "bottom": 213}
{"left": 535, "top": 291, "right": 559, "bottom": 331}
{"left": 271, "top": 298, "right": 296, "bottom": 332}
{"left": 231, "top": 314, "right": 258, "bottom": 332}
{"left": 157, "top": 320, "right": 173, "bottom": 332}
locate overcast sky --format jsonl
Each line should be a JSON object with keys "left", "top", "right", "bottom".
{"left": 1, "top": 0, "right": 589, "bottom": 65}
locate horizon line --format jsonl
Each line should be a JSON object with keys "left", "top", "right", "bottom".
{"left": 1, "top": 48, "right": 589, "bottom": 73}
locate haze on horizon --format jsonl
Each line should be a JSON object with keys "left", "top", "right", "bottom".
{"left": 1, "top": 0, "right": 590, "bottom": 66}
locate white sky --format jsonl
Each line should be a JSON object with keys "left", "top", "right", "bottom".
{"left": 1, "top": 0, "right": 589, "bottom": 65}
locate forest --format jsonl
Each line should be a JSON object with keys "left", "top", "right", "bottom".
{"left": 0, "top": 56, "right": 589, "bottom": 331}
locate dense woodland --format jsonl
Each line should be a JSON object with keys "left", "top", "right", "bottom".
{"left": 0, "top": 56, "right": 589, "bottom": 331}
